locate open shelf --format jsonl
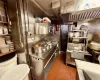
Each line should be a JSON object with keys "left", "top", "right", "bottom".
{"left": 0, "top": 21, "right": 8, "bottom": 24}
{"left": 0, "top": 34, "right": 10, "bottom": 36}
{"left": 69, "top": 30, "right": 87, "bottom": 32}
{"left": 66, "top": 52, "right": 76, "bottom": 66}
{"left": 0, "top": 50, "right": 16, "bottom": 57}
{"left": 70, "top": 37, "right": 87, "bottom": 39}
{"left": 67, "top": 50, "right": 86, "bottom": 53}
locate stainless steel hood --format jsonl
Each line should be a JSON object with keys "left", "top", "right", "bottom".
{"left": 61, "top": 7, "right": 100, "bottom": 23}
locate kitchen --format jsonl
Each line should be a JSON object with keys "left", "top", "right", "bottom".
{"left": 0, "top": 0, "right": 100, "bottom": 80}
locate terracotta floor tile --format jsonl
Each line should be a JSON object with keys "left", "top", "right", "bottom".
{"left": 46, "top": 54, "right": 76, "bottom": 80}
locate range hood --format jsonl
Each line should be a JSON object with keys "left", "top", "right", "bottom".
{"left": 61, "top": 7, "right": 100, "bottom": 23}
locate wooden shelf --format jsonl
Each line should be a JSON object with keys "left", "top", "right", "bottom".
{"left": 0, "top": 21, "right": 8, "bottom": 24}
{"left": 0, "top": 34, "right": 10, "bottom": 36}
{"left": 0, "top": 50, "right": 16, "bottom": 57}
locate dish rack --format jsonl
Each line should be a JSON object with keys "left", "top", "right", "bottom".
{"left": 66, "top": 25, "right": 89, "bottom": 66}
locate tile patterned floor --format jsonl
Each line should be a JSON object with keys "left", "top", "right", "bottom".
{"left": 46, "top": 53, "right": 76, "bottom": 80}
